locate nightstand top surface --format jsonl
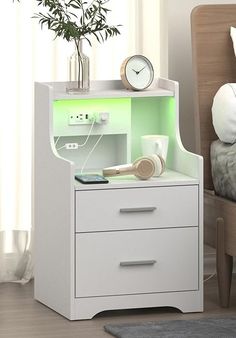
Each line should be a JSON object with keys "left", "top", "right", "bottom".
{"left": 74, "top": 169, "right": 199, "bottom": 191}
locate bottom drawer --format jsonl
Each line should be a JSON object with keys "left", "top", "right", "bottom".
{"left": 75, "top": 228, "right": 198, "bottom": 298}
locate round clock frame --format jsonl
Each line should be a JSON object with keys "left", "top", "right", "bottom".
{"left": 120, "top": 55, "right": 154, "bottom": 91}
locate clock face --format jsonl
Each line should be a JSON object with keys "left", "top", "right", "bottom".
{"left": 121, "top": 55, "right": 154, "bottom": 90}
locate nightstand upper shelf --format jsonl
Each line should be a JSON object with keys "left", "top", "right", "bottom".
{"left": 45, "top": 78, "right": 175, "bottom": 101}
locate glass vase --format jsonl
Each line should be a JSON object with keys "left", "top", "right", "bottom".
{"left": 67, "top": 40, "right": 90, "bottom": 93}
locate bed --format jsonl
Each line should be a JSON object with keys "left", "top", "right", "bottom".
{"left": 191, "top": 4, "right": 236, "bottom": 307}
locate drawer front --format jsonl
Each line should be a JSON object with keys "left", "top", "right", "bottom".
{"left": 75, "top": 186, "right": 198, "bottom": 232}
{"left": 75, "top": 227, "right": 198, "bottom": 298}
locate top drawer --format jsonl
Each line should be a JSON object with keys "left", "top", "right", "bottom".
{"left": 75, "top": 185, "right": 198, "bottom": 232}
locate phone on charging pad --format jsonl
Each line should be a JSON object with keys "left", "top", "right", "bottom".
{"left": 75, "top": 174, "right": 109, "bottom": 184}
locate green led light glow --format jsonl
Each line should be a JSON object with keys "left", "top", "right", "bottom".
{"left": 54, "top": 97, "right": 130, "bottom": 114}
{"left": 53, "top": 98, "right": 131, "bottom": 136}
{"left": 53, "top": 96, "right": 175, "bottom": 166}
{"left": 131, "top": 97, "right": 176, "bottom": 162}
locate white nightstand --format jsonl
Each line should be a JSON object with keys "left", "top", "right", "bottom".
{"left": 34, "top": 79, "right": 203, "bottom": 320}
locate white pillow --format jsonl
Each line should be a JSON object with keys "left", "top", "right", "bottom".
{"left": 212, "top": 83, "right": 236, "bottom": 144}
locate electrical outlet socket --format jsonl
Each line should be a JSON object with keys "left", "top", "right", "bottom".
{"left": 65, "top": 143, "right": 79, "bottom": 150}
{"left": 68, "top": 112, "right": 92, "bottom": 125}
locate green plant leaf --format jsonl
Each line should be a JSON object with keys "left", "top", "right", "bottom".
{"left": 14, "top": 0, "right": 122, "bottom": 47}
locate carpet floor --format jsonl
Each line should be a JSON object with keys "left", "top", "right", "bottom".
{"left": 104, "top": 317, "right": 236, "bottom": 338}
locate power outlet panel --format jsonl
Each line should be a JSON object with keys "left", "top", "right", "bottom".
{"left": 68, "top": 112, "right": 91, "bottom": 125}
{"left": 65, "top": 143, "right": 79, "bottom": 150}
{"left": 68, "top": 112, "right": 109, "bottom": 125}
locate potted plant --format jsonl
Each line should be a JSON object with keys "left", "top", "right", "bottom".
{"left": 14, "top": 0, "right": 121, "bottom": 92}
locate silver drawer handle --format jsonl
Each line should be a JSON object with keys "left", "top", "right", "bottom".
{"left": 120, "top": 260, "right": 157, "bottom": 267}
{"left": 119, "top": 207, "right": 156, "bottom": 213}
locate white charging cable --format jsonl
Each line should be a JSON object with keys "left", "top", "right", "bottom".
{"left": 80, "top": 134, "right": 103, "bottom": 174}
{"left": 56, "top": 143, "right": 66, "bottom": 151}
{"left": 54, "top": 136, "right": 60, "bottom": 147}
{"left": 204, "top": 271, "right": 216, "bottom": 282}
{"left": 77, "top": 117, "right": 95, "bottom": 147}
{"left": 56, "top": 117, "right": 96, "bottom": 151}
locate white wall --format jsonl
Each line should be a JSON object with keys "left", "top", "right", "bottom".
{"left": 161, "top": 0, "right": 236, "bottom": 152}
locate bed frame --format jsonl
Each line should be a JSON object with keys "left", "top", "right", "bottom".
{"left": 191, "top": 4, "right": 236, "bottom": 307}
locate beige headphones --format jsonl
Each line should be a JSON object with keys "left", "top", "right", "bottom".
{"left": 103, "top": 154, "right": 165, "bottom": 180}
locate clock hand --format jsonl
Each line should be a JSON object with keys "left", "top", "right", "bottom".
{"left": 132, "top": 66, "right": 146, "bottom": 75}
{"left": 137, "top": 66, "right": 146, "bottom": 74}
{"left": 132, "top": 68, "right": 139, "bottom": 75}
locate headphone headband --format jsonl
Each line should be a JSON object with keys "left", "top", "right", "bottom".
{"left": 103, "top": 154, "right": 165, "bottom": 180}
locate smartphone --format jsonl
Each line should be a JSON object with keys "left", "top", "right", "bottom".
{"left": 75, "top": 174, "right": 109, "bottom": 184}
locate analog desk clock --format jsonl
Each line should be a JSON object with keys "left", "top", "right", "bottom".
{"left": 120, "top": 55, "right": 154, "bottom": 91}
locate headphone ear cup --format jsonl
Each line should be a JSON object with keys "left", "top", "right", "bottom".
{"left": 147, "top": 154, "right": 165, "bottom": 176}
{"left": 133, "top": 156, "right": 156, "bottom": 179}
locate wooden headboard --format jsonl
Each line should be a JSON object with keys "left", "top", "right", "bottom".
{"left": 191, "top": 4, "right": 236, "bottom": 190}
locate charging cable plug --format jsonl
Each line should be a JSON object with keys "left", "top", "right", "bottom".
{"left": 65, "top": 143, "right": 79, "bottom": 150}
{"left": 87, "top": 113, "right": 96, "bottom": 123}
{"left": 99, "top": 112, "right": 109, "bottom": 123}
{"left": 92, "top": 112, "right": 109, "bottom": 124}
